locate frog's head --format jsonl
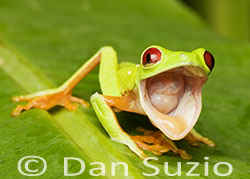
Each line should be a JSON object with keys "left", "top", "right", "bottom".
{"left": 137, "top": 45, "right": 215, "bottom": 140}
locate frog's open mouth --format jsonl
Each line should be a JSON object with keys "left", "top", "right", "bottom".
{"left": 139, "top": 66, "right": 207, "bottom": 140}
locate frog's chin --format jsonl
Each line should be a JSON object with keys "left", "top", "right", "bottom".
{"left": 139, "top": 66, "right": 207, "bottom": 140}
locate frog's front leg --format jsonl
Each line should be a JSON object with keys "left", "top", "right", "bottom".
{"left": 90, "top": 93, "right": 147, "bottom": 159}
{"left": 184, "top": 129, "right": 216, "bottom": 147}
{"left": 92, "top": 92, "right": 191, "bottom": 159}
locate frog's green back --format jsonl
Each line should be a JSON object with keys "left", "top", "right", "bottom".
{"left": 118, "top": 62, "right": 138, "bottom": 93}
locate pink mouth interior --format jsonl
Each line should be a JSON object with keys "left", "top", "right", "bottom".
{"left": 139, "top": 67, "right": 206, "bottom": 140}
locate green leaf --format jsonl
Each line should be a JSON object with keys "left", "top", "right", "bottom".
{"left": 0, "top": 0, "right": 249, "bottom": 178}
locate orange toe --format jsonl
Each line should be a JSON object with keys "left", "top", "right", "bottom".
{"left": 131, "top": 127, "right": 192, "bottom": 159}
{"left": 11, "top": 90, "right": 89, "bottom": 116}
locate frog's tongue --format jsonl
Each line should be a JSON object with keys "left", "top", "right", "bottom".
{"left": 139, "top": 69, "right": 205, "bottom": 140}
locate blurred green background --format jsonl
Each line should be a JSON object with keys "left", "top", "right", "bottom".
{"left": 182, "top": 0, "right": 249, "bottom": 42}
{"left": 0, "top": 0, "right": 249, "bottom": 178}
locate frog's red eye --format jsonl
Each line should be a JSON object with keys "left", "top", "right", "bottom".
{"left": 142, "top": 48, "right": 162, "bottom": 66}
{"left": 204, "top": 50, "right": 215, "bottom": 71}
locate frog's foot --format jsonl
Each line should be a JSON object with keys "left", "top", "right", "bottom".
{"left": 131, "top": 127, "right": 192, "bottom": 160}
{"left": 184, "top": 129, "right": 216, "bottom": 147}
{"left": 11, "top": 89, "right": 89, "bottom": 116}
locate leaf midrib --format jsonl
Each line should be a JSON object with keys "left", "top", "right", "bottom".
{"left": 0, "top": 42, "right": 144, "bottom": 179}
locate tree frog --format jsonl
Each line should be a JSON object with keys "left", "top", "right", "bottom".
{"left": 11, "top": 45, "right": 216, "bottom": 159}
